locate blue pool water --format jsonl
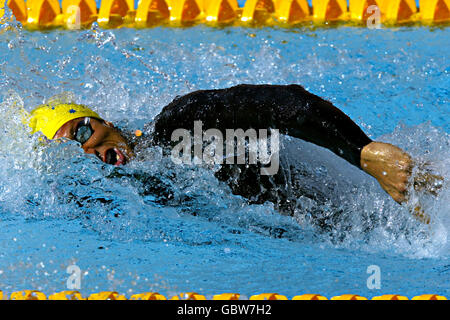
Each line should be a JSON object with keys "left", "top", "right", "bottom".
{"left": 0, "top": 11, "right": 449, "bottom": 298}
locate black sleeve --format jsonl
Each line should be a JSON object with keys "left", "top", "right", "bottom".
{"left": 152, "top": 84, "right": 372, "bottom": 168}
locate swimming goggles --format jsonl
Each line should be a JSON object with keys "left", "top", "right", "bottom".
{"left": 74, "top": 117, "right": 94, "bottom": 145}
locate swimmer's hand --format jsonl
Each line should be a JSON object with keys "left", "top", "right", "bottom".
{"left": 360, "top": 142, "right": 443, "bottom": 224}
{"left": 361, "top": 142, "right": 413, "bottom": 203}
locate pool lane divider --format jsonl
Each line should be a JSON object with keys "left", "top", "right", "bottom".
{"left": 2, "top": 0, "right": 450, "bottom": 29}
{"left": 0, "top": 290, "right": 447, "bottom": 300}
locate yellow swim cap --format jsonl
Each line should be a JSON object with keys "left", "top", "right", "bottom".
{"left": 29, "top": 103, "right": 102, "bottom": 139}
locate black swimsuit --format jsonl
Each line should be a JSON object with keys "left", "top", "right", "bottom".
{"left": 151, "top": 84, "right": 371, "bottom": 167}
{"left": 132, "top": 84, "right": 372, "bottom": 225}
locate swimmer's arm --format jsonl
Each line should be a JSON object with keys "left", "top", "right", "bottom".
{"left": 153, "top": 84, "right": 372, "bottom": 168}
{"left": 152, "top": 84, "right": 435, "bottom": 221}
{"left": 106, "top": 169, "right": 174, "bottom": 205}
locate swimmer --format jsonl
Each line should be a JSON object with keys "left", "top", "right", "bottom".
{"left": 28, "top": 84, "right": 441, "bottom": 225}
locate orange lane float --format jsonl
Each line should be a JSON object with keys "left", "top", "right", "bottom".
{"left": 48, "top": 290, "right": 86, "bottom": 300}
{"left": 135, "top": 0, "right": 170, "bottom": 27}
{"left": 204, "top": 0, "right": 239, "bottom": 23}
{"left": 274, "top": 0, "right": 310, "bottom": 24}
{"left": 382, "top": 0, "right": 417, "bottom": 23}
{"left": 213, "top": 293, "right": 241, "bottom": 300}
{"left": 87, "top": 291, "right": 127, "bottom": 300}
{"left": 129, "top": 292, "right": 167, "bottom": 300}
{"left": 249, "top": 293, "right": 289, "bottom": 300}
{"left": 292, "top": 294, "right": 328, "bottom": 300}
{"left": 349, "top": 0, "right": 384, "bottom": 22}
{"left": 6, "top": 0, "right": 28, "bottom": 23}
{"left": 371, "top": 294, "right": 409, "bottom": 300}
{"left": 330, "top": 294, "right": 368, "bottom": 300}
{"left": 26, "top": 0, "right": 62, "bottom": 26}
{"left": 170, "top": 292, "right": 207, "bottom": 300}
{"left": 420, "top": 0, "right": 450, "bottom": 22}
{"left": 10, "top": 290, "right": 48, "bottom": 300}
{"left": 97, "top": 0, "right": 135, "bottom": 27}
{"left": 169, "top": 0, "right": 204, "bottom": 22}
{"left": 241, "top": 0, "right": 276, "bottom": 24}
{"left": 312, "top": 0, "right": 348, "bottom": 21}
{"left": 62, "top": 0, "right": 97, "bottom": 27}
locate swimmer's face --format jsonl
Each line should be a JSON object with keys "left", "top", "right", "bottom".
{"left": 53, "top": 117, "right": 133, "bottom": 165}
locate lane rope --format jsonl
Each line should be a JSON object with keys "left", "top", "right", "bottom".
{"left": 1, "top": 290, "right": 447, "bottom": 300}
{"left": 2, "top": 0, "right": 450, "bottom": 29}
